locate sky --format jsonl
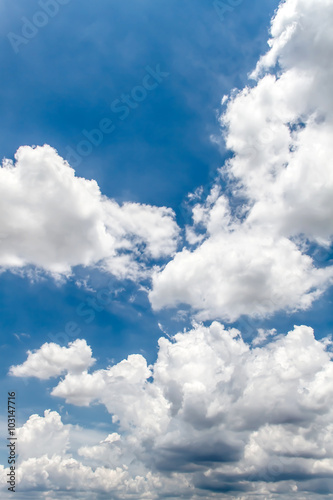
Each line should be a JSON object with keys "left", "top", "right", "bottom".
{"left": 1, "top": 0, "right": 333, "bottom": 498}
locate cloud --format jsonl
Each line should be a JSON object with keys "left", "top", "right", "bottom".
{"left": 16, "top": 410, "right": 70, "bottom": 461}
{"left": 223, "top": 0, "right": 333, "bottom": 244}
{"left": 0, "top": 145, "right": 179, "bottom": 280}
{"left": 0, "top": 410, "right": 186, "bottom": 500}
{"left": 149, "top": 0, "right": 333, "bottom": 321}
{"left": 150, "top": 226, "right": 333, "bottom": 321}
{"left": 9, "top": 339, "right": 95, "bottom": 379}
{"left": 4, "top": 322, "right": 333, "bottom": 498}
{"left": 2, "top": 1, "right": 333, "bottom": 499}
{"left": 51, "top": 353, "right": 171, "bottom": 448}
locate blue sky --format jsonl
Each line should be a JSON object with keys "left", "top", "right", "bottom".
{"left": 1, "top": 0, "right": 333, "bottom": 499}
{"left": 0, "top": 0, "right": 277, "bottom": 208}
{"left": 0, "top": 0, "right": 278, "bottom": 419}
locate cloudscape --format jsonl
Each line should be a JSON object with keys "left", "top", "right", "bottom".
{"left": 1, "top": 0, "right": 333, "bottom": 498}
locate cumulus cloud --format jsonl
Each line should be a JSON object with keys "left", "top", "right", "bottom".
{"left": 51, "top": 353, "right": 171, "bottom": 444}
{"left": 0, "top": 145, "right": 179, "bottom": 279}
{"left": 9, "top": 339, "right": 95, "bottom": 379}
{"left": 2, "top": 1, "right": 333, "bottom": 499}
{"left": 4, "top": 322, "right": 333, "bottom": 498}
{"left": 150, "top": 226, "right": 333, "bottom": 321}
{"left": 0, "top": 409, "right": 188, "bottom": 500}
{"left": 149, "top": 0, "right": 333, "bottom": 321}
{"left": 16, "top": 410, "right": 70, "bottom": 461}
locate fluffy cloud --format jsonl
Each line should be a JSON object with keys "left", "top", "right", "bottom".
{"left": 0, "top": 409, "right": 188, "bottom": 500}
{"left": 150, "top": 226, "right": 333, "bottom": 321}
{"left": 2, "top": 1, "right": 333, "bottom": 499}
{"left": 9, "top": 339, "right": 95, "bottom": 379}
{"left": 5, "top": 322, "right": 333, "bottom": 498}
{"left": 0, "top": 145, "right": 179, "bottom": 279}
{"left": 225, "top": 0, "right": 333, "bottom": 243}
{"left": 16, "top": 410, "right": 70, "bottom": 461}
{"left": 149, "top": 0, "right": 333, "bottom": 321}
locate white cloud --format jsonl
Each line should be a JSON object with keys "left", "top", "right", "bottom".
{"left": 252, "top": 327, "right": 277, "bottom": 346}
{"left": 2, "top": 1, "right": 333, "bottom": 499}
{"left": 51, "top": 354, "right": 170, "bottom": 439}
{"left": 0, "top": 409, "right": 187, "bottom": 499}
{"left": 150, "top": 227, "right": 333, "bottom": 321}
{"left": 4, "top": 323, "right": 333, "bottom": 498}
{"left": 0, "top": 145, "right": 179, "bottom": 279}
{"left": 223, "top": 0, "right": 333, "bottom": 243}
{"left": 149, "top": 0, "right": 333, "bottom": 320}
{"left": 12, "top": 455, "right": 128, "bottom": 495}
{"left": 9, "top": 339, "right": 95, "bottom": 379}
{"left": 16, "top": 410, "right": 70, "bottom": 461}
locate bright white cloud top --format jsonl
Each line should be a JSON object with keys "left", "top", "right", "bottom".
{"left": 150, "top": 0, "right": 333, "bottom": 320}
{"left": 1, "top": 0, "right": 333, "bottom": 499}
{"left": 0, "top": 145, "right": 179, "bottom": 279}
{"left": 9, "top": 339, "right": 95, "bottom": 379}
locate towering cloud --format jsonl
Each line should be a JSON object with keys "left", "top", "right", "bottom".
{"left": 150, "top": 0, "right": 333, "bottom": 321}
